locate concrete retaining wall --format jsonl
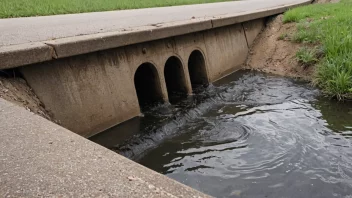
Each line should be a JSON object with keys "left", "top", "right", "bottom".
{"left": 20, "top": 19, "right": 264, "bottom": 137}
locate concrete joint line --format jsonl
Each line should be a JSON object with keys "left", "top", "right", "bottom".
{"left": 0, "top": 42, "right": 53, "bottom": 69}
{"left": 242, "top": 23, "right": 250, "bottom": 48}
{"left": 44, "top": 42, "right": 59, "bottom": 59}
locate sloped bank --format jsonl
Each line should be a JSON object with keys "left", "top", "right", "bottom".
{"left": 0, "top": 73, "right": 52, "bottom": 121}
{"left": 246, "top": 0, "right": 350, "bottom": 99}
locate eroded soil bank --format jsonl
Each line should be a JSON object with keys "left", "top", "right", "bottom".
{"left": 246, "top": 0, "right": 339, "bottom": 81}
{"left": 246, "top": 14, "right": 313, "bottom": 80}
{"left": 0, "top": 75, "right": 52, "bottom": 120}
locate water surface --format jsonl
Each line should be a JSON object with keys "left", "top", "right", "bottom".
{"left": 91, "top": 70, "right": 352, "bottom": 198}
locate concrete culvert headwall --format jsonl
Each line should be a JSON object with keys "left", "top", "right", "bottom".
{"left": 16, "top": 16, "right": 268, "bottom": 137}
{"left": 134, "top": 63, "right": 163, "bottom": 107}
{"left": 188, "top": 50, "right": 208, "bottom": 88}
{"left": 164, "top": 56, "right": 188, "bottom": 102}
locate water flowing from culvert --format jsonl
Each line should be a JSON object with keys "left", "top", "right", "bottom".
{"left": 90, "top": 70, "right": 352, "bottom": 198}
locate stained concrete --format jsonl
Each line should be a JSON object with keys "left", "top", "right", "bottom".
{"left": 0, "top": 43, "right": 54, "bottom": 70}
{"left": 21, "top": 49, "right": 140, "bottom": 137}
{"left": 243, "top": 19, "right": 266, "bottom": 47}
{"left": 0, "top": 99, "right": 209, "bottom": 197}
{"left": 204, "top": 24, "right": 249, "bottom": 82}
{"left": 20, "top": 22, "right": 252, "bottom": 137}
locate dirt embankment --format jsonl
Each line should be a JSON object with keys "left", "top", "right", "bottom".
{"left": 0, "top": 76, "right": 52, "bottom": 121}
{"left": 245, "top": 15, "right": 314, "bottom": 80}
{"left": 246, "top": 0, "right": 338, "bottom": 80}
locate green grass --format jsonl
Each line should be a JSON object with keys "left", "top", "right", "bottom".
{"left": 296, "top": 47, "right": 318, "bottom": 67}
{"left": 283, "top": 0, "right": 352, "bottom": 100}
{"left": 0, "top": 0, "right": 232, "bottom": 18}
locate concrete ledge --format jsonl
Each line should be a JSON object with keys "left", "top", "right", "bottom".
{"left": 0, "top": 0, "right": 312, "bottom": 69}
{"left": 46, "top": 19, "right": 212, "bottom": 58}
{"left": 211, "top": 1, "right": 311, "bottom": 28}
{"left": 0, "top": 99, "right": 209, "bottom": 197}
{"left": 0, "top": 43, "right": 54, "bottom": 69}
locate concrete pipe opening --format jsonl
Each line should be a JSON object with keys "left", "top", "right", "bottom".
{"left": 188, "top": 50, "right": 208, "bottom": 89}
{"left": 164, "top": 56, "right": 187, "bottom": 103}
{"left": 134, "top": 63, "right": 163, "bottom": 108}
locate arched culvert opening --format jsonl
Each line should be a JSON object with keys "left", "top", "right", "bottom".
{"left": 164, "top": 56, "right": 187, "bottom": 103}
{"left": 188, "top": 50, "right": 208, "bottom": 89}
{"left": 134, "top": 63, "right": 163, "bottom": 108}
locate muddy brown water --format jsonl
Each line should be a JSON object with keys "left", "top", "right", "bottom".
{"left": 90, "top": 70, "right": 352, "bottom": 198}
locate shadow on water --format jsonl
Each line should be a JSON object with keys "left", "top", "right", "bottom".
{"left": 90, "top": 70, "right": 352, "bottom": 198}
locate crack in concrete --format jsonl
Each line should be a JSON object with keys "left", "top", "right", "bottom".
{"left": 210, "top": 19, "right": 214, "bottom": 28}
{"left": 44, "top": 43, "right": 58, "bottom": 59}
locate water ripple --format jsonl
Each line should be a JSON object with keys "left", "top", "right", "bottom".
{"left": 94, "top": 71, "right": 352, "bottom": 198}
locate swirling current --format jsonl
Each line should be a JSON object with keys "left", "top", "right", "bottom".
{"left": 91, "top": 70, "right": 352, "bottom": 198}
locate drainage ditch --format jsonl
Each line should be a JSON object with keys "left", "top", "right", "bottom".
{"left": 91, "top": 70, "right": 352, "bottom": 198}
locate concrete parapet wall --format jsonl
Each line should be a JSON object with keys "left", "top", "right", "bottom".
{"left": 20, "top": 20, "right": 263, "bottom": 137}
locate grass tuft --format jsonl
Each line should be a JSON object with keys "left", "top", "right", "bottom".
{"left": 296, "top": 47, "right": 318, "bottom": 67}
{"left": 284, "top": 0, "right": 352, "bottom": 100}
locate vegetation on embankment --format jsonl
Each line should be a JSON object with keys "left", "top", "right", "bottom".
{"left": 283, "top": 0, "right": 352, "bottom": 100}
{"left": 0, "top": 0, "right": 231, "bottom": 18}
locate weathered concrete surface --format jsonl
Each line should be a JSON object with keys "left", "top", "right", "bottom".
{"left": 0, "top": 0, "right": 312, "bottom": 69}
{"left": 20, "top": 22, "right": 252, "bottom": 137}
{"left": 0, "top": 98, "right": 210, "bottom": 197}
{"left": 45, "top": 19, "right": 212, "bottom": 59}
{"left": 20, "top": 49, "right": 141, "bottom": 137}
{"left": 0, "top": 43, "right": 55, "bottom": 69}
{"left": 3, "top": 0, "right": 312, "bottom": 137}
{"left": 243, "top": 19, "right": 266, "bottom": 47}
{"left": 204, "top": 24, "right": 248, "bottom": 82}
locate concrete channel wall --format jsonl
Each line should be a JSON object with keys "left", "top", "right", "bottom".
{"left": 20, "top": 19, "right": 264, "bottom": 137}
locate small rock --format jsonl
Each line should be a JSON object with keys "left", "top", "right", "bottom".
{"left": 128, "top": 176, "right": 137, "bottom": 181}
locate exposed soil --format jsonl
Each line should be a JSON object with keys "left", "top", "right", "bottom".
{"left": 0, "top": 76, "right": 52, "bottom": 120}
{"left": 246, "top": 0, "right": 338, "bottom": 80}
{"left": 245, "top": 15, "right": 314, "bottom": 80}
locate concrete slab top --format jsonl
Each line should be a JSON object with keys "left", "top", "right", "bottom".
{"left": 0, "top": 0, "right": 310, "bottom": 47}
{"left": 0, "top": 98, "right": 210, "bottom": 197}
